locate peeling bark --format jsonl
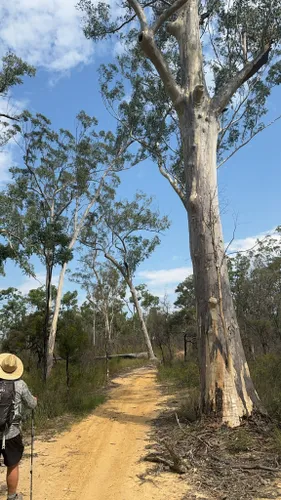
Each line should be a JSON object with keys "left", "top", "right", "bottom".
{"left": 180, "top": 107, "right": 260, "bottom": 426}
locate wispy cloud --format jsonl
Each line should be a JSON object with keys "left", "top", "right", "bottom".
{"left": 18, "top": 272, "right": 59, "bottom": 295}
{"left": 0, "top": 149, "right": 14, "bottom": 186}
{"left": 227, "top": 227, "right": 278, "bottom": 254}
{"left": 0, "top": 95, "right": 28, "bottom": 185}
{"left": 138, "top": 266, "right": 192, "bottom": 287}
{"left": 0, "top": 0, "right": 94, "bottom": 73}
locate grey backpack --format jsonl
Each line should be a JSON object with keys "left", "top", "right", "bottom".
{"left": 0, "top": 381, "right": 15, "bottom": 432}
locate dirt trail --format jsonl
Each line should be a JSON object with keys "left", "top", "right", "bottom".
{"left": 1, "top": 367, "right": 189, "bottom": 500}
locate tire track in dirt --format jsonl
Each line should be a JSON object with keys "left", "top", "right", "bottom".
{"left": 0, "top": 367, "right": 190, "bottom": 500}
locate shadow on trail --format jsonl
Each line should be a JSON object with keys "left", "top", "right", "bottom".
{"left": 95, "top": 407, "right": 153, "bottom": 426}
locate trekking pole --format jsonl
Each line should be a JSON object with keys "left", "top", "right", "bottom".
{"left": 30, "top": 410, "right": 35, "bottom": 500}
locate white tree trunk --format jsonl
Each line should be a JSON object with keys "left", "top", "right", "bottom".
{"left": 46, "top": 261, "right": 68, "bottom": 377}
{"left": 181, "top": 110, "right": 260, "bottom": 426}
{"left": 129, "top": 280, "right": 157, "bottom": 361}
{"left": 130, "top": 0, "right": 262, "bottom": 427}
{"left": 46, "top": 176, "right": 110, "bottom": 378}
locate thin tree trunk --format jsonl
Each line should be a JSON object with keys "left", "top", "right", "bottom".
{"left": 66, "top": 355, "right": 70, "bottom": 388}
{"left": 104, "top": 252, "right": 157, "bottom": 361}
{"left": 184, "top": 333, "right": 188, "bottom": 362}
{"left": 43, "top": 263, "right": 53, "bottom": 381}
{"left": 46, "top": 261, "right": 67, "bottom": 378}
{"left": 46, "top": 177, "right": 109, "bottom": 378}
{"left": 181, "top": 110, "right": 260, "bottom": 426}
{"left": 104, "top": 309, "right": 111, "bottom": 382}
{"left": 128, "top": 280, "right": 157, "bottom": 361}
{"left": 92, "top": 310, "right": 96, "bottom": 347}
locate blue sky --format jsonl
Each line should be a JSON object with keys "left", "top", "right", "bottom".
{"left": 0, "top": 0, "right": 281, "bottom": 305}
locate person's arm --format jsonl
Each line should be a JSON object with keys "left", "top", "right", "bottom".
{"left": 20, "top": 380, "right": 37, "bottom": 410}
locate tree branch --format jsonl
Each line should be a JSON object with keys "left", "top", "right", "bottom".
{"left": 127, "top": 0, "right": 148, "bottom": 30}
{"left": 212, "top": 44, "right": 272, "bottom": 114}
{"left": 139, "top": 31, "right": 182, "bottom": 105}
{"left": 152, "top": 0, "right": 188, "bottom": 34}
{"left": 126, "top": 1, "right": 183, "bottom": 108}
{"left": 104, "top": 252, "right": 128, "bottom": 282}
{"left": 218, "top": 114, "right": 281, "bottom": 169}
{"left": 0, "top": 113, "right": 19, "bottom": 122}
{"left": 132, "top": 134, "right": 186, "bottom": 207}
{"left": 158, "top": 162, "right": 186, "bottom": 208}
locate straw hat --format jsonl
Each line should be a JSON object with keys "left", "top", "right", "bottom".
{"left": 0, "top": 353, "right": 24, "bottom": 380}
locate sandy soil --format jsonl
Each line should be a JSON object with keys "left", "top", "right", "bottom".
{"left": 0, "top": 367, "right": 190, "bottom": 500}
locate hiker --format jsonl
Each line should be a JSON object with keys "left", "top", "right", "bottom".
{"left": 0, "top": 353, "right": 37, "bottom": 500}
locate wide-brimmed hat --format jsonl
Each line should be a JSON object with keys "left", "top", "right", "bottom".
{"left": 0, "top": 353, "right": 24, "bottom": 380}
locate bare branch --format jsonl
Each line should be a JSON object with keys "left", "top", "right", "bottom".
{"left": 105, "top": 251, "right": 127, "bottom": 281}
{"left": 158, "top": 162, "right": 186, "bottom": 208}
{"left": 152, "top": 0, "right": 188, "bottom": 34}
{"left": 132, "top": 134, "right": 186, "bottom": 207}
{"left": 218, "top": 114, "right": 281, "bottom": 169}
{"left": 0, "top": 113, "right": 19, "bottom": 121}
{"left": 222, "top": 215, "right": 238, "bottom": 264}
{"left": 212, "top": 44, "right": 272, "bottom": 114}
{"left": 96, "top": 0, "right": 161, "bottom": 36}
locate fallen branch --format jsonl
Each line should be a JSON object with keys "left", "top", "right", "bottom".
{"left": 94, "top": 352, "right": 149, "bottom": 360}
{"left": 159, "top": 438, "right": 189, "bottom": 473}
{"left": 144, "top": 452, "right": 173, "bottom": 468}
{"left": 211, "top": 454, "right": 279, "bottom": 472}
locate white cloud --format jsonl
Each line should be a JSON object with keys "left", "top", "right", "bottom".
{"left": 0, "top": 0, "right": 95, "bottom": 73}
{"left": 0, "top": 148, "right": 13, "bottom": 185}
{"left": 0, "top": 94, "right": 28, "bottom": 184}
{"left": 138, "top": 266, "right": 192, "bottom": 287}
{"left": 227, "top": 227, "right": 278, "bottom": 254}
{"left": 18, "top": 272, "right": 59, "bottom": 295}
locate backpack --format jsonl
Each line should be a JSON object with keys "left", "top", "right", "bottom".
{"left": 0, "top": 381, "right": 15, "bottom": 432}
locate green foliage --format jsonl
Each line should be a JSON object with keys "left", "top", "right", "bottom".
{"left": 83, "top": 191, "right": 170, "bottom": 279}
{"left": 0, "top": 52, "right": 35, "bottom": 148}
{"left": 226, "top": 428, "right": 254, "bottom": 454}
{"left": 0, "top": 52, "right": 35, "bottom": 93}
{"left": 228, "top": 228, "right": 281, "bottom": 356}
{"left": 250, "top": 354, "right": 281, "bottom": 420}
{"left": 0, "top": 244, "right": 16, "bottom": 275}
{"left": 174, "top": 276, "right": 195, "bottom": 310}
{"left": 157, "top": 359, "right": 200, "bottom": 422}
{"left": 134, "top": 284, "right": 160, "bottom": 311}
{"left": 22, "top": 355, "right": 147, "bottom": 431}
{"left": 23, "top": 361, "right": 106, "bottom": 430}
{"left": 61, "top": 291, "right": 78, "bottom": 311}
{"left": 271, "top": 427, "right": 281, "bottom": 456}
{"left": 79, "top": 0, "right": 281, "bottom": 198}
{"left": 157, "top": 359, "right": 200, "bottom": 389}
{"left": 0, "top": 109, "right": 122, "bottom": 279}
{"left": 0, "top": 288, "right": 27, "bottom": 338}
{"left": 57, "top": 310, "right": 89, "bottom": 360}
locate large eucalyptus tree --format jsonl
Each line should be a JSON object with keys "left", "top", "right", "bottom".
{"left": 79, "top": 0, "right": 281, "bottom": 425}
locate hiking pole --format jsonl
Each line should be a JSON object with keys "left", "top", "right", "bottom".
{"left": 30, "top": 410, "right": 35, "bottom": 500}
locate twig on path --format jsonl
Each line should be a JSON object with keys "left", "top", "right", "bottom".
{"left": 211, "top": 454, "right": 279, "bottom": 472}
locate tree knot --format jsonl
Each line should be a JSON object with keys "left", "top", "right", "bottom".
{"left": 193, "top": 85, "right": 204, "bottom": 106}
{"left": 208, "top": 297, "right": 218, "bottom": 308}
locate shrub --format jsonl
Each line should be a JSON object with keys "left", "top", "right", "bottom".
{"left": 226, "top": 428, "right": 254, "bottom": 454}
{"left": 250, "top": 354, "right": 281, "bottom": 421}
{"left": 22, "top": 356, "right": 146, "bottom": 432}
{"left": 157, "top": 359, "right": 200, "bottom": 388}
